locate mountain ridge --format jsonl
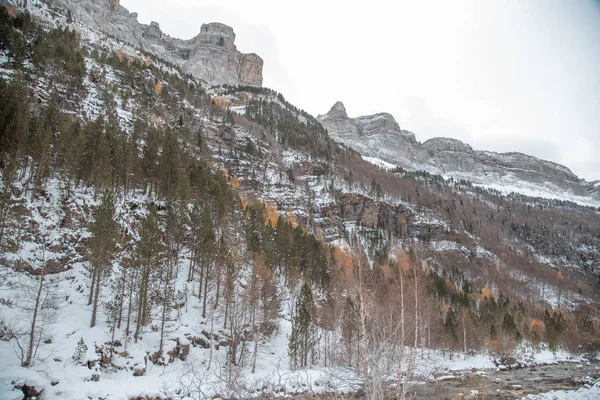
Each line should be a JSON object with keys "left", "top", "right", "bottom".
{"left": 318, "top": 101, "right": 600, "bottom": 205}
{"left": 53, "top": 0, "right": 263, "bottom": 86}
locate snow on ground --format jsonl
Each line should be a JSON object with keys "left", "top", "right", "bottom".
{"left": 229, "top": 106, "right": 246, "bottom": 115}
{"left": 475, "top": 179, "right": 600, "bottom": 208}
{"left": 525, "top": 383, "right": 600, "bottom": 400}
{"left": 362, "top": 156, "right": 397, "bottom": 170}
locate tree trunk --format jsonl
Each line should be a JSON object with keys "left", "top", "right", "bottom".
{"left": 213, "top": 264, "right": 221, "bottom": 310}
{"left": 23, "top": 270, "right": 44, "bottom": 367}
{"left": 187, "top": 246, "right": 195, "bottom": 282}
{"left": 251, "top": 331, "right": 259, "bottom": 373}
{"left": 223, "top": 295, "right": 229, "bottom": 329}
{"left": 134, "top": 267, "right": 148, "bottom": 343}
{"left": 207, "top": 310, "right": 215, "bottom": 371}
{"left": 198, "top": 257, "right": 204, "bottom": 299}
{"left": 202, "top": 261, "right": 209, "bottom": 318}
{"left": 397, "top": 269, "right": 405, "bottom": 388}
{"left": 88, "top": 266, "right": 97, "bottom": 306}
{"left": 90, "top": 270, "right": 102, "bottom": 327}
{"left": 462, "top": 311, "right": 467, "bottom": 359}
{"left": 159, "top": 297, "right": 167, "bottom": 354}
{"left": 117, "top": 267, "right": 127, "bottom": 329}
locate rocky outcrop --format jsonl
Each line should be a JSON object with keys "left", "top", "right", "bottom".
{"left": 55, "top": 0, "right": 263, "bottom": 86}
{"left": 318, "top": 102, "right": 427, "bottom": 170}
{"left": 318, "top": 102, "right": 600, "bottom": 203}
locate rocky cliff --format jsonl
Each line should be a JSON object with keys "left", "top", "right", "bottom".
{"left": 55, "top": 0, "right": 263, "bottom": 86}
{"left": 318, "top": 102, "right": 600, "bottom": 204}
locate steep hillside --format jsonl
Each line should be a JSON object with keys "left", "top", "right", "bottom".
{"left": 0, "top": 1, "right": 599, "bottom": 399}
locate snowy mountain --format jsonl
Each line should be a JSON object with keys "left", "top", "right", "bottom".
{"left": 0, "top": 1, "right": 599, "bottom": 399}
{"left": 318, "top": 101, "right": 600, "bottom": 207}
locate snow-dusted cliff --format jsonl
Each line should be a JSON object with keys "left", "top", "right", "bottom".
{"left": 318, "top": 102, "right": 600, "bottom": 206}
{"left": 54, "top": 0, "right": 263, "bottom": 86}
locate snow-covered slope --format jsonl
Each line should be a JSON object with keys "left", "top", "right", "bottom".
{"left": 1, "top": 2, "right": 599, "bottom": 399}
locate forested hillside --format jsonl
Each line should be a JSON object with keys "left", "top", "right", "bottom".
{"left": 0, "top": 2, "right": 599, "bottom": 399}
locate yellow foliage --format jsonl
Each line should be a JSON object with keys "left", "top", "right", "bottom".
{"left": 264, "top": 200, "right": 279, "bottom": 227}
{"left": 440, "top": 302, "right": 450, "bottom": 314}
{"left": 556, "top": 271, "right": 564, "bottom": 281}
{"left": 221, "top": 163, "right": 229, "bottom": 178}
{"left": 481, "top": 286, "right": 494, "bottom": 299}
{"left": 230, "top": 176, "right": 240, "bottom": 190}
{"left": 397, "top": 248, "right": 410, "bottom": 271}
{"left": 213, "top": 97, "right": 231, "bottom": 109}
{"left": 422, "top": 260, "right": 430, "bottom": 276}
{"left": 239, "top": 194, "right": 248, "bottom": 211}
{"left": 287, "top": 214, "right": 298, "bottom": 228}
{"left": 144, "top": 58, "right": 152, "bottom": 67}
{"left": 380, "top": 262, "right": 392, "bottom": 280}
{"left": 530, "top": 319, "right": 545, "bottom": 334}
{"left": 127, "top": 59, "right": 132, "bottom": 69}
{"left": 117, "top": 48, "right": 126, "bottom": 63}
{"left": 334, "top": 246, "right": 354, "bottom": 282}
{"left": 155, "top": 80, "right": 162, "bottom": 95}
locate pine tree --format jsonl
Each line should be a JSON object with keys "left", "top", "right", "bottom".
{"left": 88, "top": 189, "right": 118, "bottom": 327}
{"left": 198, "top": 205, "right": 215, "bottom": 318}
{"left": 445, "top": 308, "right": 458, "bottom": 347}
{"left": 502, "top": 312, "right": 519, "bottom": 340}
{"left": 545, "top": 310, "right": 566, "bottom": 351}
{"left": 289, "top": 282, "right": 318, "bottom": 369}
{"left": 134, "top": 206, "right": 165, "bottom": 342}
{"left": 72, "top": 337, "right": 88, "bottom": 363}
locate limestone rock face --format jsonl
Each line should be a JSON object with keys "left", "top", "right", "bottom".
{"left": 318, "top": 101, "right": 426, "bottom": 168}
{"left": 356, "top": 113, "right": 401, "bottom": 136}
{"left": 239, "top": 53, "right": 263, "bottom": 86}
{"left": 196, "top": 22, "right": 236, "bottom": 51}
{"left": 142, "top": 21, "right": 162, "bottom": 42}
{"left": 318, "top": 102, "right": 600, "bottom": 203}
{"left": 55, "top": 0, "right": 263, "bottom": 86}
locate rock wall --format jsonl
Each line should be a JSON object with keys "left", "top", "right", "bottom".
{"left": 56, "top": 0, "right": 263, "bottom": 87}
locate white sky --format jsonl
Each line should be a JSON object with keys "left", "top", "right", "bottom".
{"left": 121, "top": 0, "right": 600, "bottom": 181}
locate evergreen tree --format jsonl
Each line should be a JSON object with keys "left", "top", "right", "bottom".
{"left": 501, "top": 312, "right": 519, "bottom": 341}
{"left": 72, "top": 337, "right": 88, "bottom": 363}
{"left": 544, "top": 310, "right": 566, "bottom": 351}
{"left": 88, "top": 189, "right": 118, "bottom": 327}
{"left": 134, "top": 206, "right": 166, "bottom": 342}
{"left": 444, "top": 307, "right": 458, "bottom": 346}
{"left": 289, "top": 282, "right": 318, "bottom": 369}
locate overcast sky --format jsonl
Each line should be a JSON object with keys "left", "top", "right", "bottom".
{"left": 121, "top": 0, "right": 600, "bottom": 181}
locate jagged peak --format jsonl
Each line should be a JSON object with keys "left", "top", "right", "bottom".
{"left": 324, "top": 101, "right": 348, "bottom": 119}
